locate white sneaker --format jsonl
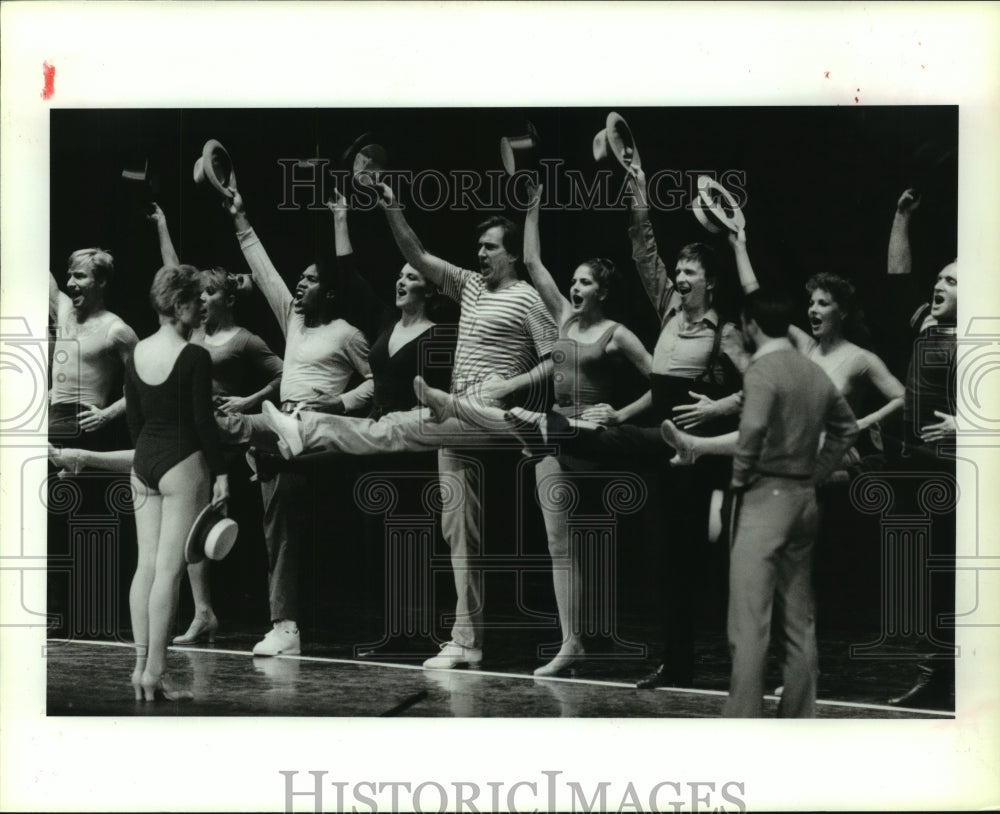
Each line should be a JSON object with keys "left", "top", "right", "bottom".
{"left": 262, "top": 401, "right": 303, "bottom": 459}
{"left": 422, "top": 640, "right": 483, "bottom": 670}
{"left": 252, "top": 622, "right": 301, "bottom": 656}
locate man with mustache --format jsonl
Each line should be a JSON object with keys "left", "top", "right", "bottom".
{"left": 224, "top": 188, "right": 374, "bottom": 657}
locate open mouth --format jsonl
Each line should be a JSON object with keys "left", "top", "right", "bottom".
{"left": 810, "top": 317, "right": 823, "bottom": 329}
{"left": 570, "top": 293, "right": 583, "bottom": 307}
{"left": 677, "top": 286, "right": 691, "bottom": 297}
{"left": 932, "top": 293, "right": 945, "bottom": 306}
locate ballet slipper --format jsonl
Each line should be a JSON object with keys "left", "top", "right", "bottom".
{"left": 172, "top": 612, "right": 219, "bottom": 645}
{"left": 533, "top": 640, "right": 586, "bottom": 677}
{"left": 413, "top": 375, "right": 454, "bottom": 423}
{"left": 660, "top": 419, "right": 697, "bottom": 466}
{"left": 140, "top": 672, "right": 193, "bottom": 702}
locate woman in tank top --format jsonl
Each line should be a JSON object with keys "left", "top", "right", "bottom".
{"left": 661, "top": 272, "right": 903, "bottom": 471}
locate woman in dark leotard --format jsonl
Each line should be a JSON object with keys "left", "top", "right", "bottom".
{"left": 125, "top": 264, "right": 228, "bottom": 701}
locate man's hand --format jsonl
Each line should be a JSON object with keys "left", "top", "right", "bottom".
{"left": 78, "top": 403, "right": 110, "bottom": 433}
{"left": 216, "top": 394, "right": 259, "bottom": 415}
{"left": 375, "top": 181, "right": 397, "bottom": 210}
{"left": 578, "top": 403, "right": 620, "bottom": 426}
{"left": 525, "top": 179, "right": 543, "bottom": 208}
{"left": 222, "top": 187, "right": 245, "bottom": 217}
{"left": 919, "top": 410, "right": 956, "bottom": 443}
{"left": 896, "top": 188, "right": 921, "bottom": 215}
{"left": 477, "top": 376, "right": 512, "bottom": 407}
{"left": 146, "top": 202, "right": 167, "bottom": 228}
{"left": 672, "top": 391, "right": 725, "bottom": 429}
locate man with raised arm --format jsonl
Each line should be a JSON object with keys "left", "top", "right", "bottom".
{"left": 555, "top": 160, "right": 757, "bottom": 690}
{"left": 885, "top": 188, "right": 958, "bottom": 710}
{"left": 224, "top": 188, "right": 374, "bottom": 657}
{"left": 49, "top": 249, "right": 138, "bottom": 447}
{"left": 377, "top": 181, "right": 558, "bottom": 669}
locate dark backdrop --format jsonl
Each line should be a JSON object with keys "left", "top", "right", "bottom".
{"left": 49, "top": 106, "right": 957, "bottom": 647}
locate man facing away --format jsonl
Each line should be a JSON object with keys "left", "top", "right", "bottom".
{"left": 724, "top": 289, "right": 859, "bottom": 717}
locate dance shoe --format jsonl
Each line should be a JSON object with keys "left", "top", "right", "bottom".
{"left": 139, "top": 673, "right": 194, "bottom": 702}
{"left": 422, "top": 641, "right": 483, "bottom": 670}
{"left": 534, "top": 643, "right": 585, "bottom": 677}
{"left": 636, "top": 663, "right": 692, "bottom": 690}
{"left": 252, "top": 622, "right": 301, "bottom": 657}
{"left": 172, "top": 613, "right": 219, "bottom": 645}
{"left": 262, "top": 401, "right": 303, "bottom": 459}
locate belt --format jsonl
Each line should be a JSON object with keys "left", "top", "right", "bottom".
{"left": 280, "top": 401, "right": 302, "bottom": 415}
{"left": 755, "top": 471, "right": 812, "bottom": 481}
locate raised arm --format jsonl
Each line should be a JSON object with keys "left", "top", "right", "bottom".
{"left": 624, "top": 165, "right": 677, "bottom": 319}
{"left": 523, "top": 182, "right": 571, "bottom": 326}
{"left": 146, "top": 203, "right": 180, "bottom": 267}
{"left": 224, "top": 188, "right": 292, "bottom": 335}
{"left": 888, "top": 188, "right": 920, "bottom": 276}
{"left": 376, "top": 182, "right": 458, "bottom": 290}
{"left": 727, "top": 226, "right": 760, "bottom": 294}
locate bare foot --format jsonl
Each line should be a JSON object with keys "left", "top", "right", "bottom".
{"left": 660, "top": 419, "right": 698, "bottom": 465}
{"left": 413, "top": 375, "right": 454, "bottom": 423}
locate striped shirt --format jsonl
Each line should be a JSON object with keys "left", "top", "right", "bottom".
{"left": 438, "top": 263, "right": 558, "bottom": 396}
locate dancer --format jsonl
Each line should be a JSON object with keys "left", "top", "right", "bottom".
{"left": 251, "top": 187, "right": 452, "bottom": 468}
{"left": 723, "top": 289, "right": 859, "bottom": 717}
{"left": 224, "top": 186, "right": 374, "bottom": 657}
{"left": 263, "top": 180, "right": 558, "bottom": 668}
{"left": 152, "top": 203, "right": 284, "bottom": 645}
{"left": 538, "top": 160, "right": 754, "bottom": 690}
{"left": 661, "top": 271, "right": 905, "bottom": 468}
{"left": 126, "top": 264, "right": 228, "bottom": 701}
{"left": 885, "top": 188, "right": 958, "bottom": 709}
{"left": 408, "top": 182, "right": 652, "bottom": 675}
{"left": 48, "top": 249, "right": 138, "bottom": 446}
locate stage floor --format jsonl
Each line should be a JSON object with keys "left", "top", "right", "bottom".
{"left": 46, "top": 637, "right": 950, "bottom": 719}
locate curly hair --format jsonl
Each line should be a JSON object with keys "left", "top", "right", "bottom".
{"left": 149, "top": 264, "right": 202, "bottom": 318}
{"left": 805, "top": 272, "right": 868, "bottom": 342}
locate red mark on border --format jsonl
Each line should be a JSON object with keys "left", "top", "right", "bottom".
{"left": 824, "top": 71, "right": 830, "bottom": 79}
{"left": 41, "top": 61, "right": 56, "bottom": 100}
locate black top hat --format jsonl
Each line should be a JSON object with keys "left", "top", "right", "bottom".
{"left": 691, "top": 175, "right": 745, "bottom": 235}
{"left": 121, "top": 159, "right": 156, "bottom": 213}
{"left": 193, "top": 139, "right": 237, "bottom": 198}
{"left": 592, "top": 112, "right": 641, "bottom": 171}
{"left": 500, "top": 121, "right": 540, "bottom": 176}
{"left": 184, "top": 504, "right": 238, "bottom": 565}
{"left": 342, "top": 132, "right": 389, "bottom": 187}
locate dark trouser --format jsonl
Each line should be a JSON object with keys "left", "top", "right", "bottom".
{"left": 553, "top": 415, "right": 723, "bottom": 684}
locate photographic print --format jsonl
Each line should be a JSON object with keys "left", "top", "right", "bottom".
{"left": 2, "top": 3, "right": 998, "bottom": 812}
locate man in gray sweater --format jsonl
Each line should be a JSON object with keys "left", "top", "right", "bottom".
{"left": 724, "top": 290, "right": 859, "bottom": 717}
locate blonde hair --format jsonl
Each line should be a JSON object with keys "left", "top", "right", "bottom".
{"left": 149, "top": 264, "right": 201, "bottom": 318}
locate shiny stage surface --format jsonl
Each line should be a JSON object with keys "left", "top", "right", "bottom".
{"left": 46, "top": 638, "right": 949, "bottom": 719}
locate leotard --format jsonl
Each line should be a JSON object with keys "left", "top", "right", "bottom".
{"left": 125, "top": 343, "right": 225, "bottom": 489}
